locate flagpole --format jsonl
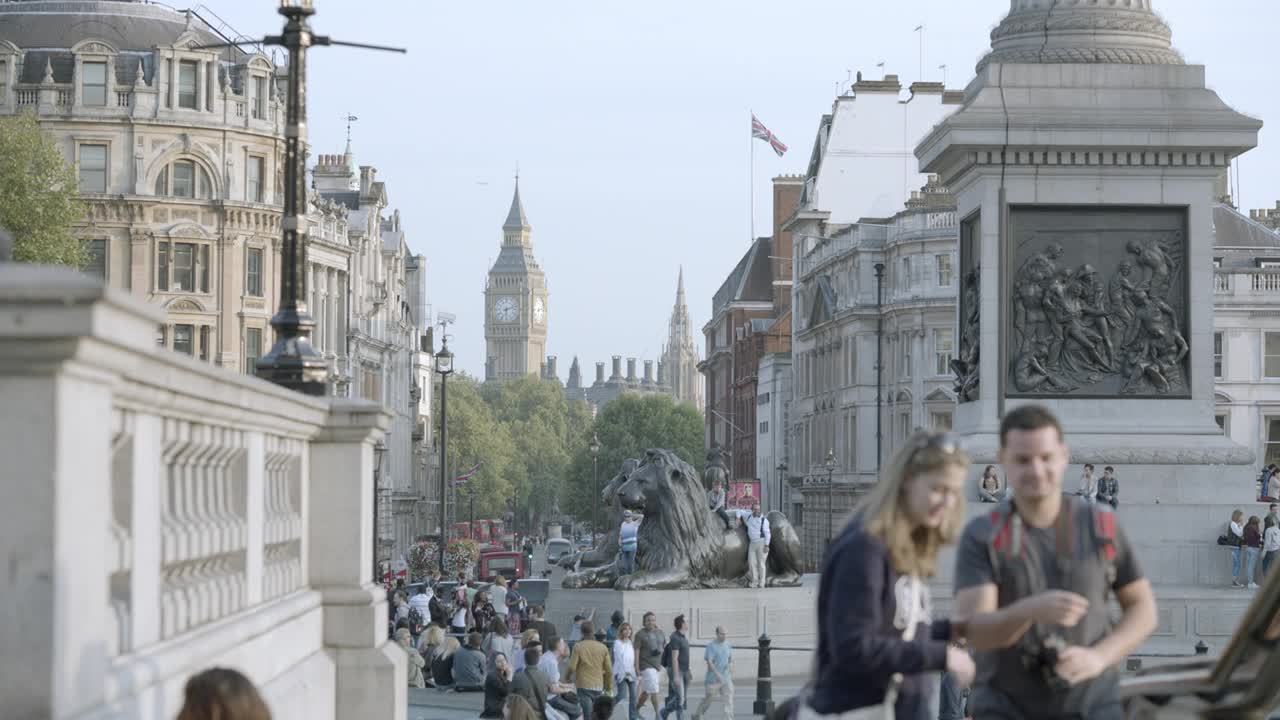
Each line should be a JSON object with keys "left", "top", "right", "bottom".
{"left": 749, "top": 109, "right": 755, "bottom": 242}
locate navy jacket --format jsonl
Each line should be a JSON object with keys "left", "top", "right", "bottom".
{"left": 810, "top": 522, "right": 950, "bottom": 720}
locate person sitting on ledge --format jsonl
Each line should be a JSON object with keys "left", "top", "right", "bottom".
{"left": 978, "top": 465, "right": 1002, "bottom": 503}
{"left": 452, "top": 632, "right": 488, "bottom": 691}
{"left": 707, "top": 479, "right": 734, "bottom": 531}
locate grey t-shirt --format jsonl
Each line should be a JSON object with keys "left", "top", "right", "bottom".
{"left": 954, "top": 498, "right": 1142, "bottom": 717}
{"left": 635, "top": 627, "right": 668, "bottom": 672}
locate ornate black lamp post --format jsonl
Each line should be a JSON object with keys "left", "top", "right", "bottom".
{"left": 253, "top": 0, "right": 327, "bottom": 394}
{"left": 776, "top": 462, "right": 787, "bottom": 514}
{"left": 370, "top": 440, "right": 386, "bottom": 582}
{"left": 824, "top": 450, "right": 836, "bottom": 548}
{"left": 434, "top": 340, "right": 454, "bottom": 574}
{"left": 589, "top": 432, "right": 600, "bottom": 549}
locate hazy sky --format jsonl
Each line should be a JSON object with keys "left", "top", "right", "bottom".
{"left": 211, "top": 0, "right": 1278, "bottom": 377}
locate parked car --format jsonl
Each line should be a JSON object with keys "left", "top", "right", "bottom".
{"left": 545, "top": 538, "right": 573, "bottom": 564}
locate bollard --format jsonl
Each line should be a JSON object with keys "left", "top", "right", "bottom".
{"left": 753, "top": 633, "right": 774, "bottom": 716}
{"left": 1195, "top": 640, "right": 1208, "bottom": 656}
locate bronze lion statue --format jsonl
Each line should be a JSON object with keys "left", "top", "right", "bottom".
{"left": 558, "top": 458, "right": 640, "bottom": 571}
{"left": 562, "top": 448, "right": 803, "bottom": 590}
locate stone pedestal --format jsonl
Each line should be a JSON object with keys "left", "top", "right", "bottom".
{"left": 916, "top": 0, "right": 1264, "bottom": 654}
{"left": 547, "top": 578, "right": 819, "bottom": 680}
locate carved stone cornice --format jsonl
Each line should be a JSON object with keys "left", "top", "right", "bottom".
{"left": 979, "top": 0, "right": 1183, "bottom": 71}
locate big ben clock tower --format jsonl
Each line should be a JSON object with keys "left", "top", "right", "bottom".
{"left": 484, "top": 179, "right": 548, "bottom": 383}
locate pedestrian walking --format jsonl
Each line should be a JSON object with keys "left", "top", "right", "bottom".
{"left": 567, "top": 620, "right": 613, "bottom": 719}
{"left": 634, "top": 612, "right": 668, "bottom": 719}
{"left": 483, "top": 617, "right": 518, "bottom": 672}
{"left": 803, "top": 430, "right": 975, "bottom": 720}
{"left": 691, "top": 626, "right": 733, "bottom": 720}
{"left": 613, "top": 621, "right": 640, "bottom": 720}
{"left": 1265, "top": 517, "right": 1280, "bottom": 578}
{"left": 491, "top": 575, "right": 510, "bottom": 620}
{"left": 734, "top": 502, "right": 770, "bottom": 588}
{"left": 953, "top": 405, "right": 1156, "bottom": 719}
{"left": 658, "top": 615, "right": 691, "bottom": 720}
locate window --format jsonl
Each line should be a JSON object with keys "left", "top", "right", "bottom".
{"left": 1213, "top": 257, "right": 1222, "bottom": 269}
{"left": 1267, "top": 418, "right": 1280, "bottom": 467}
{"left": 1214, "top": 332, "right": 1223, "bottom": 379}
{"left": 245, "top": 327, "right": 262, "bottom": 373}
{"left": 81, "top": 239, "right": 107, "bottom": 279}
{"left": 78, "top": 144, "right": 107, "bottom": 192}
{"left": 173, "top": 324, "right": 194, "bottom": 356}
{"left": 247, "top": 155, "right": 264, "bottom": 203}
{"left": 157, "top": 325, "right": 167, "bottom": 348}
{"left": 178, "top": 60, "right": 198, "bottom": 109}
{"left": 252, "top": 76, "right": 266, "bottom": 119}
{"left": 936, "top": 254, "right": 953, "bottom": 288}
{"left": 82, "top": 61, "right": 107, "bottom": 106}
{"left": 931, "top": 411, "right": 952, "bottom": 431}
{"left": 934, "top": 328, "right": 954, "bottom": 376}
{"left": 899, "top": 412, "right": 911, "bottom": 442}
{"left": 1266, "top": 333, "right": 1280, "bottom": 378}
{"left": 246, "top": 247, "right": 263, "bottom": 296}
{"left": 901, "top": 339, "right": 911, "bottom": 378}
{"left": 901, "top": 257, "right": 911, "bottom": 289}
{"left": 1215, "top": 414, "right": 1227, "bottom": 434}
{"left": 791, "top": 503, "right": 804, "bottom": 526}
{"left": 157, "top": 241, "right": 210, "bottom": 292}
{"left": 0, "top": 60, "right": 7, "bottom": 103}
{"left": 759, "top": 421, "right": 769, "bottom": 434}
{"left": 199, "top": 326, "right": 211, "bottom": 361}
{"left": 172, "top": 160, "right": 195, "bottom": 198}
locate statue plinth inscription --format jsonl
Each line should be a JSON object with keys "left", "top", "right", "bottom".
{"left": 1007, "top": 207, "right": 1188, "bottom": 398}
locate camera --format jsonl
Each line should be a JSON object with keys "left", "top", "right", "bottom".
{"left": 1022, "top": 633, "right": 1070, "bottom": 691}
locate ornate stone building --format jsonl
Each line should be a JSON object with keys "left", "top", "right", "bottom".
{"left": 313, "top": 147, "right": 431, "bottom": 574}
{"left": 485, "top": 181, "right": 549, "bottom": 383}
{"left": 0, "top": 1, "right": 293, "bottom": 371}
{"left": 560, "top": 354, "right": 669, "bottom": 413}
{"left": 660, "top": 269, "right": 703, "bottom": 412}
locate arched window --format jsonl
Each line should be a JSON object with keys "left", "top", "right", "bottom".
{"left": 154, "top": 159, "right": 213, "bottom": 199}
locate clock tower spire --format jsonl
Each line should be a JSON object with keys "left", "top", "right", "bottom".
{"left": 484, "top": 177, "right": 548, "bottom": 383}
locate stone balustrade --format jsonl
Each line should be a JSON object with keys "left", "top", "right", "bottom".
{"left": 0, "top": 266, "right": 405, "bottom": 720}
{"left": 1213, "top": 268, "right": 1280, "bottom": 299}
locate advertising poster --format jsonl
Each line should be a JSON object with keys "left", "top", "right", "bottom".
{"left": 727, "top": 480, "right": 761, "bottom": 510}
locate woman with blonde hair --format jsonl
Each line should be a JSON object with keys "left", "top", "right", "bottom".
{"left": 502, "top": 693, "right": 540, "bottom": 720}
{"left": 431, "top": 636, "right": 461, "bottom": 688}
{"left": 176, "top": 667, "right": 271, "bottom": 720}
{"left": 512, "top": 628, "right": 540, "bottom": 672}
{"left": 802, "top": 431, "right": 976, "bottom": 720}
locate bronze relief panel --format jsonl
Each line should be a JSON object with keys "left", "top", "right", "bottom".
{"left": 1006, "top": 207, "right": 1188, "bottom": 398}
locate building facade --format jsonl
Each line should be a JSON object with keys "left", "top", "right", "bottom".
{"left": 660, "top": 269, "right": 704, "bottom": 412}
{"left": 561, "top": 354, "right": 669, "bottom": 413}
{"left": 485, "top": 181, "right": 549, "bottom": 383}
{"left": 0, "top": 1, "right": 292, "bottom": 372}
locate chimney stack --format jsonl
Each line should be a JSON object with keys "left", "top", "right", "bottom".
{"left": 596, "top": 362, "right": 606, "bottom": 384}
{"left": 627, "top": 357, "right": 637, "bottom": 382}
{"left": 644, "top": 360, "right": 654, "bottom": 383}
{"left": 611, "top": 356, "right": 622, "bottom": 380}
{"left": 547, "top": 355, "right": 558, "bottom": 379}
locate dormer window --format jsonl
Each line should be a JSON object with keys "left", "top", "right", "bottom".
{"left": 252, "top": 75, "right": 267, "bottom": 119}
{"left": 82, "top": 61, "right": 107, "bottom": 106}
{"left": 178, "top": 60, "right": 198, "bottom": 109}
{"left": 154, "top": 159, "right": 213, "bottom": 199}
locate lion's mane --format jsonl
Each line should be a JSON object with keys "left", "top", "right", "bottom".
{"left": 627, "top": 448, "right": 722, "bottom": 582}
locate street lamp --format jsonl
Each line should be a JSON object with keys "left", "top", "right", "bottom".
{"left": 589, "top": 432, "right": 600, "bottom": 549}
{"left": 254, "top": 0, "right": 327, "bottom": 394}
{"left": 434, "top": 339, "right": 454, "bottom": 575}
{"left": 370, "top": 439, "right": 386, "bottom": 583}
{"left": 776, "top": 462, "right": 788, "bottom": 514}
{"left": 824, "top": 450, "right": 836, "bottom": 548}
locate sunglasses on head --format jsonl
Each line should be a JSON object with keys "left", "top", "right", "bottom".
{"left": 910, "top": 432, "right": 964, "bottom": 461}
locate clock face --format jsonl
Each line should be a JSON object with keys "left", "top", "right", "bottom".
{"left": 493, "top": 296, "right": 518, "bottom": 323}
{"left": 533, "top": 297, "right": 545, "bottom": 325}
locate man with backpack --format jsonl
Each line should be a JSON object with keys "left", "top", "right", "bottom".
{"left": 952, "top": 405, "right": 1157, "bottom": 719}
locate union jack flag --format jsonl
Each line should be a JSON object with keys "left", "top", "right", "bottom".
{"left": 454, "top": 462, "right": 481, "bottom": 486}
{"left": 751, "top": 114, "right": 787, "bottom": 157}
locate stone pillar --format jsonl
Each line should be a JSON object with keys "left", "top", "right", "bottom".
{"left": 309, "top": 399, "right": 406, "bottom": 720}
{"left": 916, "top": 0, "right": 1261, "bottom": 587}
{"left": 0, "top": 265, "right": 165, "bottom": 718}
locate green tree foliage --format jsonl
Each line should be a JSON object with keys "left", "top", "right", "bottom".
{"left": 0, "top": 113, "right": 83, "bottom": 265}
{"left": 564, "top": 394, "right": 704, "bottom": 521}
{"left": 440, "top": 375, "right": 702, "bottom": 532}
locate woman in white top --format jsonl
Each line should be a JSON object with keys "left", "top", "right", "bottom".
{"left": 1228, "top": 509, "right": 1246, "bottom": 587}
{"left": 1264, "top": 517, "right": 1280, "bottom": 578}
{"left": 612, "top": 622, "right": 639, "bottom": 720}
{"left": 490, "top": 575, "right": 509, "bottom": 618}
{"left": 483, "top": 616, "right": 519, "bottom": 671}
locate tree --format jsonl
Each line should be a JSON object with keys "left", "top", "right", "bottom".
{"left": 564, "top": 394, "right": 705, "bottom": 521}
{"left": 0, "top": 113, "right": 83, "bottom": 265}
{"left": 437, "top": 374, "right": 517, "bottom": 520}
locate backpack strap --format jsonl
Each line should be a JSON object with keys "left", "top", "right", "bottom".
{"left": 985, "top": 501, "right": 1023, "bottom": 587}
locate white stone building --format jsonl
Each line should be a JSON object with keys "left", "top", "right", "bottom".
{"left": 313, "top": 148, "right": 431, "bottom": 572}
{"left": 0, "top": 1, "right": 291, "bottom": 371}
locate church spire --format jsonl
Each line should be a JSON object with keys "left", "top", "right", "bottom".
{"left": 676, "top": 265, "right": 685, "bottom": 307}
{"left": 503, "top": 176, "right": 530, "bottom": 231}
